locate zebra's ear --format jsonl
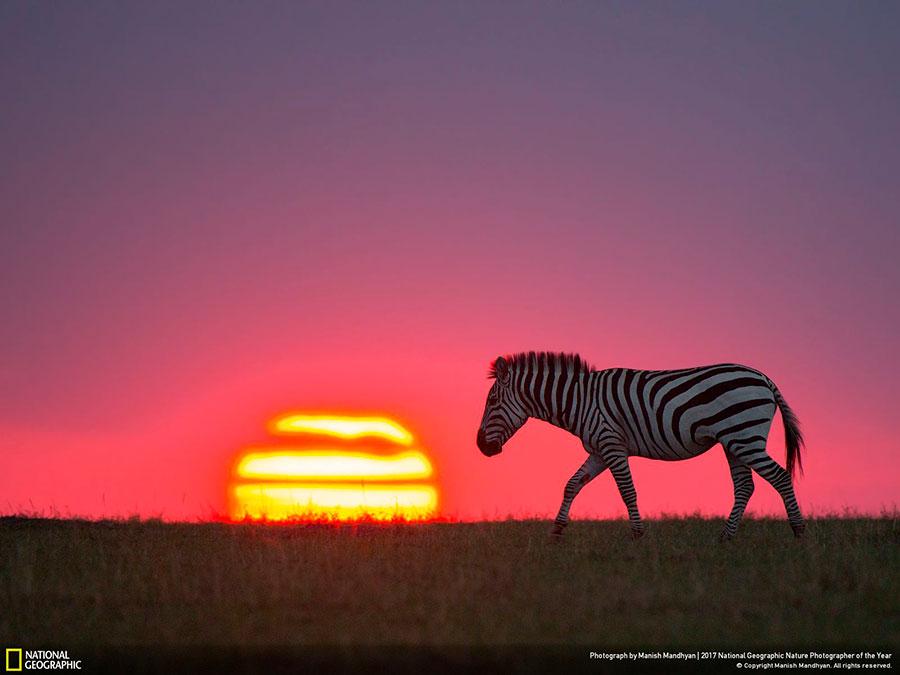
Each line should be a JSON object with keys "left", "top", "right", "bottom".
{"left": 494, "top": 356, "right": 510, "bottom": 384}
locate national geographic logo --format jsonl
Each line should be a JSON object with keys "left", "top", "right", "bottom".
{"left": 4, "top": 650, "right": 21, "bottom": 672}
{"left": 5, "top": 649, "right": 82, "bottom": 670}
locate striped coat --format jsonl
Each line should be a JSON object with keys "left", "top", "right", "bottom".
{"left": 476, "top": 352, "right": 805, "bottom": 540}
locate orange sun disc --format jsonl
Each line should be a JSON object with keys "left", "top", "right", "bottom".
{"left": 230, "top": 413, "right": 438, "bottom": 522}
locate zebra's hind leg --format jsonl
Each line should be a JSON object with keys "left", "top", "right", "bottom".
{"left": 605, "top": 452, "right": 645, "bottom": 539}
{"left": 550, "top": 454, "right": 606, "bottom": 541}
{"left": 720, "top": 450, "right": 754, "bottom": 541}
{"left": 730, "top": 440, "right": 804, "bottom": 538}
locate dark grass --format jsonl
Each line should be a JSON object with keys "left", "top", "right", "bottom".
{"left": 1, "top": 516, "right": 897, "bottom": 651}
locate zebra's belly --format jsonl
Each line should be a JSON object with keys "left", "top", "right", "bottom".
{"left": 629, "top": 436, "right": 718, "bottom": 460}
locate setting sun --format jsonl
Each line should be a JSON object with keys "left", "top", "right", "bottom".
{"left": 230, "top": 414, "right": 438, "bottom": 521}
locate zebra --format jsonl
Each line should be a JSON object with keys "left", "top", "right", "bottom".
{"left": 475, "top": 352, "right": 805, "bottom": 540}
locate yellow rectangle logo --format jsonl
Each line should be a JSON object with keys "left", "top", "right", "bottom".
{"left": 5, "top": 648, "right": 23, "bottom": 672}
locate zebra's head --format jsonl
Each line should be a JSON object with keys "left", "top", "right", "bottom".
{"left": 477, "top": 356, "right": 528, "bottom": 457}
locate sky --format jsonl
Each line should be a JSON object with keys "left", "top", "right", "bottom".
{"left": 2, "top": 1, "right": 898, "bottom": 522}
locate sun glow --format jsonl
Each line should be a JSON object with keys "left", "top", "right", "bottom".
{"left": 230, "top": 413, "right": 437, "bottom": 522}
{"left": 269, "top": 414, "right": 414, "bottom": 445}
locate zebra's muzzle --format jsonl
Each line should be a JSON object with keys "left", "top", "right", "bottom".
{"left": 477, "top": 429, "right": 502, "bottom": 457}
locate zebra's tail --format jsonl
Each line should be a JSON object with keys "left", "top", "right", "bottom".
{"left": 767, "top": 378, "right": 805, "bottom": 479}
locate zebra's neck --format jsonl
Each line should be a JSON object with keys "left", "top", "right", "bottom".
{"left": 516, "top": 369, "right": 592, "bottom": 437}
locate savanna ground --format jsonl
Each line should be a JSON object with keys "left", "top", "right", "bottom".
{"left": 1, "top": 516, "right": 897, "bottom": 672}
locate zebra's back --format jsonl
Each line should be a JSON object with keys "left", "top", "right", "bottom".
{"left": 593, "top": 364, "right": 778, "bottom": 460}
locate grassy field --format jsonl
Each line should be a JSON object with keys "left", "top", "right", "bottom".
{"left": 1, "top": 516, "right": 897, "bottom": 670}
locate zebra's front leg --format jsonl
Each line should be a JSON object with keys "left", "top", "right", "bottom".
{"left": 550, "top": 454, "right": 606, "bottom": 540}
{"left": 606, "top": 453, "right": 645, "bottom": 539}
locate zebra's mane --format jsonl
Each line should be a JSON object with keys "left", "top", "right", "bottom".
{"left": 488, "top": 351, "right": 596, "bottom": 379}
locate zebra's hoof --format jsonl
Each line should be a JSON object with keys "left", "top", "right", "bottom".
{"left": 631, "top": 528, "right": 646, "bottom": 541}
{"left": 549, "top": 524, "right": 565, "bottom": 542}
{"left": 792, "top": 523, "right": 806, "bottom": 539}
{"left": 719, "top": 531, "right": 734, "bottom": 543}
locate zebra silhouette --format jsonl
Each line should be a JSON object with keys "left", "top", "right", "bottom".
{"left": 476, "top": 352, "right": 805, "bottom": 540}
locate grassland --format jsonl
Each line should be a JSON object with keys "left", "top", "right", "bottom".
{"left": 1, "top": 516, "right": 897, "bottom": 671}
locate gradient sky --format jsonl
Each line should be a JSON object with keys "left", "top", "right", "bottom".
{"left": 2, "top": 1, "right": 898, "bottom": 521}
